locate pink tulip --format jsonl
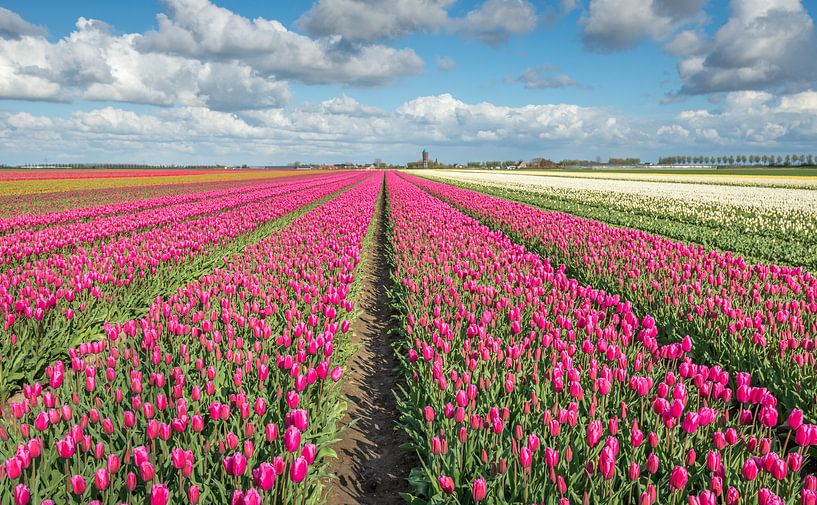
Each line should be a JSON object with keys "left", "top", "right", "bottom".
{"left": 223, "top": 452, "right": 248, "bottom": 476}
{"left": 438, "top": 475, "right": 455, "bottom": 494}
{"left": 742, "top": 458, "right": 759, "bottom": 480}
{"left": 70, "top": 474, "right": 86, "bottom": 495}
{"left": 284, "top": 426, "right": 301, "bottom": 453}
{"left": 188, "top": 485, "right": 201, "bottom": 504}
{"left": 253, "top": 462, "right": 276, "bottom": 491}
{"left": 94, "top": 468, "right": 110, "bottom": 490}
{"left": 13, "top": 484, "right": 29, "bottom": 505}
{"left": 788, "top": 409, "right": 804, "bottom": 430}
{"left": 669, "top": 466, "right": 687, "bottom": 490}
{"left": 472, "top": 478, "right": 487, "bottom": 502}
{"left": 151, "top": 483, "right": 170, "bottom": 505}
{"left": 290, "top": 456, "right": 308, "bottom": 483}
{"left": 5, "top": 458, "right": 21, "bottom": 480}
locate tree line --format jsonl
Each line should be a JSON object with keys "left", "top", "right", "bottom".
{"left": 658, "top": 154, "right": 816, "bottom": 166}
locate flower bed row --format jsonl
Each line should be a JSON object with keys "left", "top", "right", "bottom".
{"left": 406, "top": 174, "right": 817, "bottom": 419}
{"left": 387, "top": 172, "right": 815, "bottom": 504}
{"left": 0, "top": 173, "right": 366, "bottom": 400}
{"left": 421, "top": 172, "right": 817, "bottom": 271}
{"left": 0, "top": 172, "right": 382, "bottom": 504}
{"left": 0, "top": 172, "right": 318, "bottom": 235}
{"left": 0, "top": 173, "right": 353, "bottom": 262}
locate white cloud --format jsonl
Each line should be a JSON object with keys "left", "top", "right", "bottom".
{"left": 6, "top": 112, "right": 54, "bottom": 130}
{"left": 297, "top": 0, "right": 537, "bottom": 45}
{"left": 0, "top": 1, "right": 425, "bottom": 111}
{"left": 0, "top": 7, "right": 46, "bottom": 39}
{"left": 666, "top": 89, "right": 817, "bottom": 145}
{"left": 315, "top": 95, "right": 386, "bottom": 117}
{"left": 139, "top": 0, "right": 423, "bottom": 86}
{"left": 0, "top": 18, "right": 292, "bottom": 110}
{"left": 297, "top": 0, "right": 454, "bottom": 42}
{"left": 0, "top": 93, "right": 633, "bottom": 163}
{"left": 451, "top": 0, "right": 538, "bottom": 45}
{"left": 677, "top": 0, "right": 817, "bottom": 94}
{"left": 395, "top": 93, "right": 627, "bottom": 142}
{"left": 514, "top": 66, "right": 580, "bottom": 89}
{"left": 778, "top": 91, "right": 817, "bottom": 113}
{"left": 582, "top": 0, "right": 706, "bottom": 52}
{"left": 665, "top": 30, "right": 706, "bottom": 57}
{"left": 4, "top": 89, "right": 817, "bottom": 163}
{"left": 657, "top": 124, "right": 691, "bottom": 139}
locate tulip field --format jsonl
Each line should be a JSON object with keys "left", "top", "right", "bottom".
{"left": 3, "top": 168, "right": 817, "bottom": 504}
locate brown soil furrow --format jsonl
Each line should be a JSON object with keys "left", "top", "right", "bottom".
{"left": 325, "top": 180, "right": 415, "bottom": 505}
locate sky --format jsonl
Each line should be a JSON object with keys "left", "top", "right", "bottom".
{"left": 1, "top": 0, "right": 816, "bottom": 165}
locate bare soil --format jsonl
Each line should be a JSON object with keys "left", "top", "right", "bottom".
{"left": 325, "top": 186, "right": 415, "bottom": 505}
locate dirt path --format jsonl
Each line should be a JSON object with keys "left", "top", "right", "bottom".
{"left": 325, "top": 183, "right": 415, "bottom": 505}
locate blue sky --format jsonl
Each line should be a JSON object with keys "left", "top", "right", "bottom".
{"left": 1, "top": 0, "right": 816, "bottom": 165}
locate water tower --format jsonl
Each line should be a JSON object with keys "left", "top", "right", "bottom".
{"left": 422, "top": 148, "right": 429, "bottom": 169}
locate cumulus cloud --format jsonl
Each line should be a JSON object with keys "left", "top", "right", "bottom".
{"left": 312, "top": 95, "right": 386, "bottom": 117}
{"left": 297, "top": 0, "right": 453, "bottom": 42}
{"left": 137, "top": 0, "right": 423, "bottom": 86}
{"left": 451, "top": 0, "right": 538, "bottom": 45}
{"left": 0, "top": 93, "right": 633, "bottom": 162}
{"left": 4, "top": 88, "right": 817, "bottom": 162}
{"left": 677, "top": 0, "right": 817, "bottom": 94}
{"left": 0, "top": 7, "right": 46, "bottom": 39}
{"left": 513, "top": 66, "right": 580, "bottom": 89}
{"left": 663, "top": 89, "right": 817, "bottom": 145}
{"left": 395, "top": 93, "right": 627, "bottom": 143}
{"left": 582, "top": 0, "right": 706, "bottom": 52}
{"left": 0, "top": 1, "right": 425, "bottom": 110}
{"left": 0, "top": 16, "right": 291, "bottom": 110}
{"left": 298, "top": 0, "right": 537, "bottom": 45}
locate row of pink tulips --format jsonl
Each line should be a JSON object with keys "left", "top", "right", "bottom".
{"left": 0, "top": 176, "right": 278, "bottom": 220}
{"left": 407, "top": 174, "right": 817, "bottom": 417}
{"left": 0, "top": 173, "right": 366, "bottom": 399}
{"left": 0, "top": 173, "right": 382, "bottom": 503}
{"left": 0, "top": 176, "right": 302, "bottom": 234}
{"left": 387, "top": 172, "right": 815, "bottom": 504}
{"left": 0, "top": 173, "right": 354, "bottom": 262}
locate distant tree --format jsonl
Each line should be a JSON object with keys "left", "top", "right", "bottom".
{"left": 608, "top": 157, "right": 641, "bottom": 165}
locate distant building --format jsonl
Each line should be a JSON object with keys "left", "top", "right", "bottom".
{"left": 422, "top": 149, "right": 429, "bottom": 169}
